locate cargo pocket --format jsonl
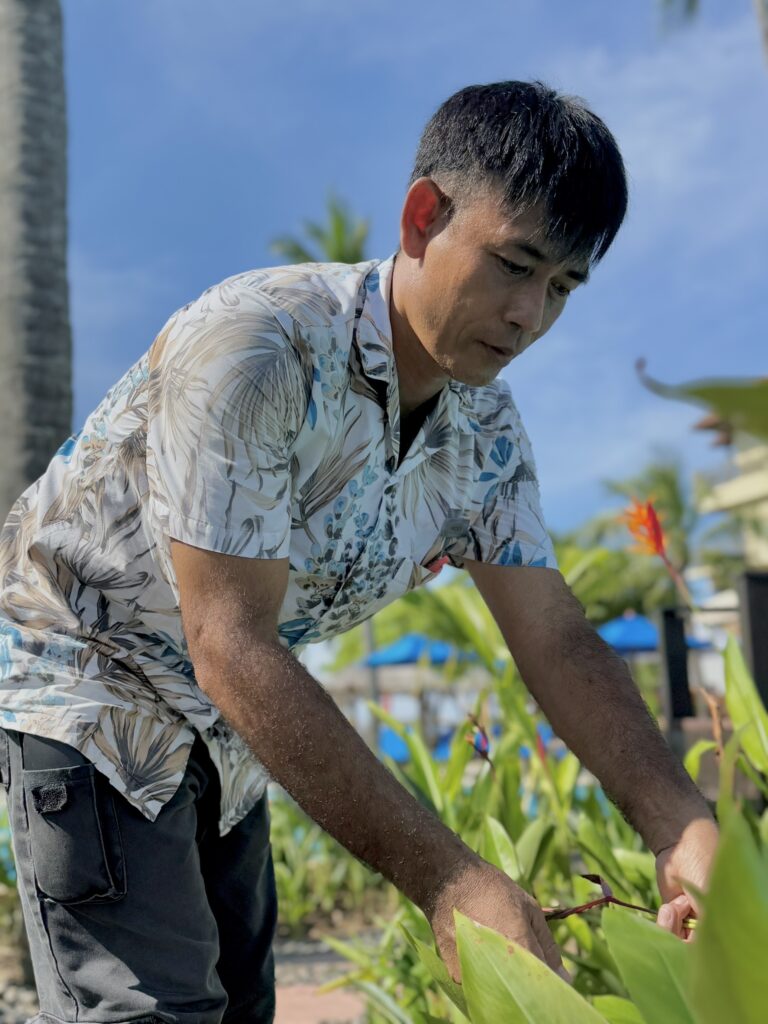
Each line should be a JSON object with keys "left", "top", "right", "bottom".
{"left": 23, "top": 761, "right": 127, "bottom": 904}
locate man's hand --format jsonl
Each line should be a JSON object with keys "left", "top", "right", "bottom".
{"left": 655, "top": 817, "right": 719, "bottom": 941}
{"left": 427, "top": 860, "right": 572, "bottom": 984}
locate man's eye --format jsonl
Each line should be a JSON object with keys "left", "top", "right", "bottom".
{"left": 498, "top": 257, "right": 528, "bottom": 276}
{"left": 551, "top": 282, "right": 571, "bottom": 298}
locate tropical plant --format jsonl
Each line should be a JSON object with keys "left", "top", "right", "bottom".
{"left": 270, "top": 192, "right": 370, "bottom": 265}
{"left": 637, "top": 365, "right": 768, "bottom": 446}
{"left": 0, "top": 0, "right": 73, "bottom": 525}
{"left": 320, "top": 634, "right": 767, "bottom": 1023}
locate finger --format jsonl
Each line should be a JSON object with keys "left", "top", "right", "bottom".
{"left": 530, "top": 911, "right": 568, "bottom": 978}
{"left": 658, "top": 896, "right": 694, "bottom": 937}
{"left": 444, "top": 946, "right": 462, "bottom": 985}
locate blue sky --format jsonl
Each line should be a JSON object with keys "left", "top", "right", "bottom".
{"left": 61, "top": 0, "right": 768, "bottom": 536}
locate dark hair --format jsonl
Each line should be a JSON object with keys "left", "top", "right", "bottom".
{"left": 410, "top": 81, "right": 628, "bottom": 266}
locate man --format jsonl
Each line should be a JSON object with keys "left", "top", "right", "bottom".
{"left": 0, "top": 80, "right": 717, "bottom": 1021}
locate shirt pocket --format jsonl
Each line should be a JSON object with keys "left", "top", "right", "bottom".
{"left": 23, "top": 760, "right": 127, "bottom": 905}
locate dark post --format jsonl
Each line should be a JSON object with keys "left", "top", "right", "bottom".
{"left": 738, "top": 571, "right": 768, "bottom": 710}
{"left": 658, "top": 608, "right": 695, "bottom": 757}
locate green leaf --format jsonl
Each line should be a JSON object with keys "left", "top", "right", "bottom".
{"left": 716, "top": 726, "right": 747, "bottom": 828}
{"left": 723, "top": 636, "right": 768, "bottom": 774}
{"left": 636, "top": 369, "right": 768, "bottom": 443}
{"left": 368, "top": 702, "right": 445, "bottom": 815}
{"left": 601, "top": 908, "right": 695, "bottom": 1024}
{"left": 454, "top": 911, "right": 608, "bottom": 1023}
{"left": 689, "top": 812, "right": 768, "bottom": 1024}
{"left": 554, "top": 753, "right": 581, "bottom": 807}
{"left": 353, "top": 979, "right": 415, "bottom": 1023}
{"left": 321, "top": 933, "right": 378, "bottom": 969}
{"left": 683, "top": 739, "right": 718, "bottom": 783}
{"left": 515, "top": 818, "right": 556, "bottom": 889}
{"left": 576, "top": 814, "right": 627, "bottom": 895}
{"left": 611, "top": 848, "right": 656, "bottom": 890}
{"left": 482, "top": 816, "right": 522, "bottom": 880}
{"left": 591, "top": 996, "right": 645, "bottom": 1024}
{"left": 405, "top": 927, "right": 469, "bottom": 1018}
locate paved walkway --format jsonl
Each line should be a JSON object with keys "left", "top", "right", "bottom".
{"left": 276, "top": 984, "right": 364, "bottom": 1023}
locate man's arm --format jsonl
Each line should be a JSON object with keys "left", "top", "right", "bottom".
{"left": 171, "top": 540, "right": 571, "bottom": 982}
{"left": 465, "top": 557, "right": 718, "bottom": 939}
{"left": 463, "top": 559, "right": 716, "bottom": 855}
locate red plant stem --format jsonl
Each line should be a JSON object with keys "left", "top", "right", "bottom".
{"left": 660, "top": 552, "right": 696, "bottom": 612}
{"left": 544, "top": 895, "right": 658, "bottom": 921}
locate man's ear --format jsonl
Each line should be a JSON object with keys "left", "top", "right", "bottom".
{"left": 399, "top": 178, "right": 451, "bottom": 260}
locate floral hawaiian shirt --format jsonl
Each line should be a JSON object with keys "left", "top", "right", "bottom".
{"left": 0, "top": 255, "right": 557, "bottom": 835}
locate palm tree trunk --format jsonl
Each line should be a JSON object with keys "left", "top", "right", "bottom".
{"left": 0, "top": 0, "right": 72, "bottom": 525}
{"left": 755, "top": 0, "right": 768, "bottom": 64}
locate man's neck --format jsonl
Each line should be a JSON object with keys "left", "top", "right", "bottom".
{"left": 389, "top": 254, "right": 450, "bottom": 420}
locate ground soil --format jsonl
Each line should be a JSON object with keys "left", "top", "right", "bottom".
{"left": 0, "top": 939, "right": 367, "bottom": 1024}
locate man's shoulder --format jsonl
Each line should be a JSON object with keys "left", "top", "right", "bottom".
{"left": 193, "top": 258, "right": 381, "bottom": 330}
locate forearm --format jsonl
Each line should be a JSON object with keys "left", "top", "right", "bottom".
{"left": 194, "top": 636, "right": 476, "bottom": 915}
{"left": 515, "top": 617, "right": 714, "bottom": 854}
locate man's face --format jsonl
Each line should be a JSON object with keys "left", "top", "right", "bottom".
{"left": 407, "top": 187, "right": 590, "bottom": 388}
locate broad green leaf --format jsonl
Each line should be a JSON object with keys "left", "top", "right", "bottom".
{"left": 562, "top": 913, "right": 622, "bottom": 979}
{"left": 554, "top": 753, "right": 581, "bottom": 807}
{"left": 737, "top": 754, "right": 768, "bottom": 800}
{"left": 690, "top": 812, "right": 768, "bottom": 1024}
{"left": 612, "top": 848, "right": 656, "bottom": 890}
{"left": 601, "top": 908, "right": 695, "bottom": 1024}
{"left": 636, "top": 370, "right": 768, "bottom": 443}
{"left": 482, "top": 816, "right": 522, "bottom": 880}
{"left": 404, "top": 927, "right": 469, "bottom": 1018}
{"left": 576, "top": 814, "right": 627, "bottom": 895}
{"left": 500, "top": 760, "right": 527, "bottom": 841}
{"left": 454, "top": 910, "right": 608, "bottom": 1024}
{"left": 443, "top": 728, "right": 475, "bottom": 798}
{"left": 516, "top": 818, "right": 556, "bottom": 889}
{"left": 716, "top": 726, "right": 747, "bottom": 828}
{"left": 723, "top": 637, "right": 768, "bottom": 774}
{"left": 683, "top": 739, "right": 717, "bottom": 783}
{"left": 353, "top": 979, "right": 415, "bottom": 1023}
{"left": 368, "top": 702, "right": 445, "bottom": 814}
{"left": 592, "top": 996, "right": 645, "bottom": 1024}
{"left": 315, "top": 969, "right": 366, "bottom": 994}
{"left": 321, "top": 932, "right": 378, "bottom": 969}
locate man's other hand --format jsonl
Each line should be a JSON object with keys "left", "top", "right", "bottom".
{"left": 656, "top": 817, "right": 719, "bottom": 941}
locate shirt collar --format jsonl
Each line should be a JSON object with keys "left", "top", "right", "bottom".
{"left": 353, "top": 252, "right": 477, "bottom": 437}
{"left": 354, "top": 253, "right": 397, "bottom": 384}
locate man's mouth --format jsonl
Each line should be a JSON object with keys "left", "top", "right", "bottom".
{"left": 479, "top": 340, "right": 514, "bottom": 359}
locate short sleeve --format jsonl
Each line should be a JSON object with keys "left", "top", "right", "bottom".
{"left": 466, "top": 389, "right": 558, "bottom": 570}
{"left": 146, "top": 282, "right": 311, "bottom": 559}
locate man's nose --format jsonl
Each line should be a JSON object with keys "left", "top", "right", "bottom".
{"left": 504, "top": 281, "right": 548, "bottom": 335}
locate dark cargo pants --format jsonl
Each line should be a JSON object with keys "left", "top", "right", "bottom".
{"left": 0, "top": 726, "right": 277, "bottom": 1023}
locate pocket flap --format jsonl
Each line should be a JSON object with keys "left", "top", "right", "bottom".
{"left": 31, "top": 781, "right": 69, "bottom": 813}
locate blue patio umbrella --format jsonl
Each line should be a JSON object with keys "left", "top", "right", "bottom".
{"left": 597, "top": 611, "right": 711, "bottom": 654}
{"left": 363, "top": 632, "right": 477, "bottom": 667}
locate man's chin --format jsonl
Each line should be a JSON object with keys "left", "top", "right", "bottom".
{"left": 449, "top": 364, "right": 507, "bottom": 388}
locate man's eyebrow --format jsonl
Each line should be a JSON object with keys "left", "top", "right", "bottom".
{"left": 512, "top": 241, "right": 590, "bottom": 284}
